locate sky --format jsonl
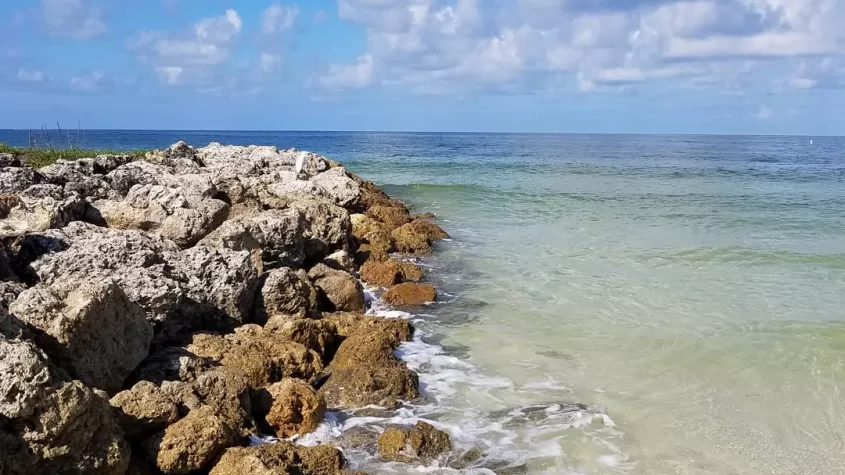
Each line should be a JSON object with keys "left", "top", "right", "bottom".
{"left": 1, "top": 0, "right": 843, "bottom": 134}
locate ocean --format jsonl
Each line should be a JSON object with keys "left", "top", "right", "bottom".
{"left": 3, "top": 130, "right": 845, "bottom": 474}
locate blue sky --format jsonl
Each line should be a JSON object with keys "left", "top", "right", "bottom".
{"left": 1, "top": 0, "right": 843, "bottom": 134}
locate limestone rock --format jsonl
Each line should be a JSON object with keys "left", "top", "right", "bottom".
{"left": 0, "top": 338, "right": 54, "bottom": 419}
{"left": 391, "top": 219, "right": 449, "bottom": 254}
{"left": 263, "top": 317, "right": 335, "bottom": 358}
{"left": 309, "top": 167, "right": 362, "bottom": 209}
{"left": 360, "top": 258, "right": 424, "bottom": 287}
{"left": 323, "top": 249, "right": 355, "bottom": 273}
{"left": 319, "top": 365, "right": 419, "bottom": 410}
{"left": 144, "top": 405, "right": 238, "bottom": 474}
{"left": 191, "top": 369, "right": 255, "bottom": 436}
{"left": 285, "top": 195, "right": 351, "bottom": 262}
{"left": 256, "top": 379, "right": 326, "bottom": 438}
{"left": 10, "top": 278, "right": 153, "bottom": 393}
{"left": 321, "top": 312, "right": 414, "bottom": 344}
{"left": 199, "top": 209, "right": 305, "bottom": 267}
{"left": 0, "top": 193, "right": 22, "bottom": 219}
{"left": 110, "top": 381, "right": 180, "bottom": 438}
{"left": 377, "top": 421, "right": 452, "bottom": 463}
{"left": 350, "top": 213, "right": 393, "bottom": 254}
{"left": 105, "top": 161, "right": 167, "bottom": 196}
{"left": 253, "top": 267, "right": 317, "bottom": 324}
{"left": 0, "top": 166, "right": 43, "bottom": 194}
{"left": 308, "top": 263, "right": 365, "bottom": 312}
{"left": 366, "top": 205, "right": 411, "bottom": 231}
{"left": 329, "top": 330, "right": 403, "bottom": 371}
{"left": 210, "top": 441, "right": 348, "bottom": 475}
{"left": 0, "top": 192, "right": 87, "bottom": 237}
{"left": 382, "top": 282, "right": 437, "bottom": 306}
{"left": 132, "top": 347, "right": 216, "bottom": 385}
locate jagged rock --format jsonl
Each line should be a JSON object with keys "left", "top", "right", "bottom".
{"left": 93, "top": 183, "right": 229, "bottom": 248}
{"left": 321, "top": 312, "right": 414, "bottom": 344}
{"left": 330, "top": 330, "right": 403, "bottom": 371}
{"left": 323, "top": 249, "right": 355, "bottom": 273}
{"left": 0, "top": 192, "right": 87, "bottom": 237}
{"left": 210, "top": 440, "right": 349, "bottom": 475}
{"left": 319, "top": 365, "right": 419, "bottom": 410}
{"left": 144, "top": 405, "right": 238, "bottom": 474}
{"left": 200, "top": 209, "right": 305, "bottom": 267}
{"left": 308, "top": 263, "right": 365, "bottom": 312}
{"left": 0, "top": 338, "right": 130, "bottom": 474}
{"left": 0, "top": 193, "right": 22, "bottom": 219}
{"left": 334, "top": 425, "right": 380, "bottom": 452}
{"left": 160, "top": 380, "right": 202, "bottom": 416}
{"left": 286, "top": 195, "right": 351, "bottom": 262}
{"left": 382, "top": 282, "right": 437, "bottom": 306}
{"left": 0, "top": 166, "right": 43, "bottom": 194}
{"left": 377, "top": 421, "right": 452, "bottom": 463}
{"left": 106, "top": 161, "right": 167, "bottom": 195}
{"left": 191, "top": 369, "right": 255, "bottom": 436}
{"left": 110, "top": 381, "right": 180, "bottom": 438}
{"left": 10, "top": 278, "right": 153, "bottom": 393}
{"left": 391, "top": 220, "right": 442, "bottom": 254}
{"left": 309, "top": 167, "right": 362, "bottom": 209}
{"left": 94, "top": 154, "right": 137, "bottom": 174}
{"left": 132, "top": 347, "right": 215, "bottom": 385}
{"left": 188, "top": 330, "right": 323, "bottom": 388}
{"left": 39, "top": 158, "right": 115, "bottom": 200}
{"left": 360, "top": 258, "right": 424, "bottom": 287}
{"left": 254, "top": 379, "right": 326, "bottom": 438}
{"left": 0, "top": 152, "right": 21, "bottom": 167}
{"left": 350, "top": 213, "right": 393, "bottom": 254}
{"left": 254, "top": 268, "right": 319, "bottom": 325}
{"left": 366, "top": 205, "right": 411, "bottom": 230}
{"left": 165, "top": 246, "right": 260, "bottom": 331}
{"left": 263, "top": 317, "right": 335, "bottom": 358}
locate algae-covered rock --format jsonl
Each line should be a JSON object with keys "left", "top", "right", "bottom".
{"left": 377, "top": 421, "right": 452, "bottom": 463}
{"left": 319, "top": 365, "right": 419, "bottom": 410}
{"left": 360, "top": 258, "right": 424, "bottom": 287}
{"left": 144, "top": 405, "right": 238, "bottom": 474}
{"left": 210, "top": 440, "right": 349, "bottom": 475}
{"left": 254, "top": 267, "right": 319, "bottom": 323}
{"left": 382, "top": 282, "right": 437, "bottom": 306}
{"left": 255, "top": 378, "right": 326, "bottom": 438}
{"left": 308, "top": 263, "right": 365, "bottom": 312}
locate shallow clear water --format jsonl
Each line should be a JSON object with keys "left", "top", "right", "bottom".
{"left": 4, "top": 131, "right": 844, "bottom": 474}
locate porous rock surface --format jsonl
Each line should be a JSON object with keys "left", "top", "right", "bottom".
{"left": 0, "top": 141, "right": 450, "bottom": 473}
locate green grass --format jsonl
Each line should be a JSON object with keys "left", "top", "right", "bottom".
{"left": 0, "top": 143, "right": 149, "bottom": 168}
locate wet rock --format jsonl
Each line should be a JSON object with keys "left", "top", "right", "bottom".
{"left": 360, "top": 258, "right": 424, "bottom": 287}
{"left": 110, "top": 381, "right": 180, "bottom": 438}
{"left": 0, "top": 338, "right": 131, "bottom": 474}
{"left": 448, "top": 447, "right": 486, "bottom": 470}
{"left": 165, "top": 246, "right": 260, "bottom": 331}
{"left": 319, "top": 365, "right": 419, "bottom": 410}
{"left": 334, "top": 425, "right": 380, "bottom": 452}
{"left": 263, "top": 317, "right": 335, "bottom": 358}
{"left": 377, "top": 421, "right": 452, "bottom": 463}
{"left": 308, "top": 263, "right": 365, "bottom": 312}
{"left": 253, "top": 267, "right": 318, "bottom": 324}
{"left": 382, "top": 282, "right": 437, "bottom": 306}
{"left": 366, "top": 204, "right": 411, "bottom": 230}
{"left": 10, "top": 278, "right": 153, "bottom": 393}
{"left": 210, "top": 440, "right": 349, "bottom": 475}
{"left": 188, "top": 331, "right": 323, "bottom": 388}
{"left": 199, "top": 209, "right": 305, "bottom": 267}
{"left": 254, "top": 379, "right": 326, "bottom": 438}
{"left": 329, "top": 330, "right": 403, "bottom": 370}
{"left": 144, "top": 405, "right": 238, "bottom": 474}
{"left": 321, "top": 312, "right": 414, "bottom": 344}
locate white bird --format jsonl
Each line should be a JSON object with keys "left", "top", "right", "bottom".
{"left": 294, "top": 151, "right": 306, "bottom": 179}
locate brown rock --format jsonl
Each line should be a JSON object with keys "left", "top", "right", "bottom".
{"left": 210, "top": 441, "right": 348, "bottom": 475}
{"left": 366, "top": 205, "right": 411, "bottom": 230}
{"left": 144, "top": 405, "right": 238, "bottom": 474}
{"left": 321, "top": 312, "right": 413, "bottom": 344}
{"left": 0, "top": 193, "right": 22, "bottom": 219}
{"left": 382, "top": 283, "right": 437, "bottom": 306}
{"left": 132, "top": 347, "right": 215, "bottom": 385}
{"left": 110, "top": 381, "right": 180, "bottom": 438}
{"left": 253, "top": 267, "right": 318, "bottom": 324}
{"left": 377, "top": 421, "right": 452, "bottom": 463}
{"left": 319, "top": 365, "right": 419, "bottom": 410}
{"left": 263, "top": 317, "right": 336, "bottom": 358}
{"left": 350, "top": 214, "right": 393, "bottom": 254}
{"left": 359, "top": 258, "right": 424, "bottom": 287}
{"left": 391, "top": 220, "right": 448, "bottom": 254}
{"left": 191, "top": 369, "right": 255, "bottom": 436}
{"left": 308, "top": 263, "right": 365, "bottom": 312}
{"left": 329, "top": 330, "right": 402, "bottom": 371}
{"left": 256, "top": 379, "right": 326, "bottom": 438}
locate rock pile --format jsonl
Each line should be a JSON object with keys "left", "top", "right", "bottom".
{"left": 0, "top": 142, "right": 450, "bottom": 474}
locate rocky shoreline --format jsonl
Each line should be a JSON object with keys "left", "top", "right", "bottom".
{"left": 0, "top": 142, "right": 455, "bottom": 474}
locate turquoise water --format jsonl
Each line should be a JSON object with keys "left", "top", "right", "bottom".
{"left": 4, "top": 131, "right": 844, "bottom": 473}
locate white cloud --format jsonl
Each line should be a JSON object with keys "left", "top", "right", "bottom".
{"left": 259, "top": 53, "right": 282, "bottom": 73}
{"left": 41, "top": 0, "right": 105, "bottom": 39}
{"left": 261, "top": 4, "right": 299, "bottom": 36}
{"left": 17, "top": 69, "right": 45, "bottom": 83}
{"left": 129, "top": 9, "right": 242, "bottom": 85}
{"left": 755, "top": 105, "right": 773, "bottom": 120}
{"left": 319, "top": 54, "right": 374, "bottom": 89}
{"left": 70, "top": 71, "right": 106, "bottom": 91}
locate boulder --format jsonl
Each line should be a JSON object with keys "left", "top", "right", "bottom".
{"left": 0, "top": 166, "right": 43, "bottom": 194}
{"left": 382, "top": 282, "right": 437, "bottom": 306}
{"left": 10, "top": 278, "right": 153, "bottom": 393}
{"left": 110, "top": 381, "right": 180, "bottom": 438}
{"left": 321, "top": 312, "right": 414, "bottom": 344}
{"left": 253, "top": 267, "right": 318, "bottom": 324}
{"left": 210, "top": 441, "right": 349, "bottom": 475}
{"left": 255, "top": 379, "right": 326, "bottom": 438}
{"left": 309, "top": 167, "right": 362, "bottom": 209}
{"left": 308, "top": 263, "right": 365, "bottom": 312}
{"left": 329, "top": 330, "right": 403, "bottom": 371}
{"left": 285, "top": 195, "right": 351, "bottom": 262}
{"left": 350, "top": 213, "right": 393, "bottom": 254}
{"left": 199, "top": 209, "right": 305, "bottom": 267}
{"left": 323, "top": 249, "right": 355, "bottom": 273}
{"left": 359, "top": 258, "right": 424, "bottom": 287}
{"left": 0, "top": 338, "right": 131, "bottom": 474}
{"left": 0, "top": 193, "right": 22, "bottom": 219}
{"left": 377, "top": 421, "right": 452, "bottom": 463}
{"left": 263, "top": 317, "right": 336, "bottom": 358}
{"left": 391, "top": 219, "right": 449, "bottom": 254}
{"left": 105, "top": 161, "right": 167, "bottom": 196}
{"left": 191, "top": 369, "right": 255, "bottom": 436}
{"left": 366, "top": 205, "right": 411, "bottom": 230}
{"left": 132, "top": 347, "right": 216, "bottom": 385}
{"left": 0, "top": 192, "right": 87, "bottom": 237}
{"left": 144, "top": 405, "right": 238, "bottom": 474}
{"left": 319, "top": 365, "right": 419, "bottom": 410}
{"left": 188, "top": 331, "right": 323, "bottom": 388}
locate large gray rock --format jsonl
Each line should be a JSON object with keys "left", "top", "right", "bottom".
{"left": 105, "top": 161, "right": 168, "bottom": 195}
{"left": 9, "top": 278, "right": 153, "bottom": 393}
{"left": 285, "top": 194, "right": 351, "bottom": 262}
{"left": 198, "top": 209, "right": 305, "bottom": 267}
{"left": 0, "top": 166, "right": 43, "bottom": 194}
{"left": 110, "top": 381, "right": 181, "bottom": 439}
{"left": 253, "top": 267, "right": 319, "bottom": 323}
{"left": 0, "top": 338, "right": 131, "bottom": 474}
{"left": 309, "top": 166, "right": 362, "bottom": 209}
{"left": 0, "top": 191, "right": 87, "bottom": 237}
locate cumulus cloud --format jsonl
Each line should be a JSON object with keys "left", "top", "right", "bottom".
{"left": 41, "top": 0, "right": 105, "bottom": 39}
{"left": 17, "top": 69, "right": 46, "bottom": 83}
{"left": 261, "top": 3, "right": 299, "bottom": 36}
{"left": 323, "top": 0, "right": 845, "bottom": 95}
{"left": 128, "top": 9, "right": 242, "bottom": 85}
